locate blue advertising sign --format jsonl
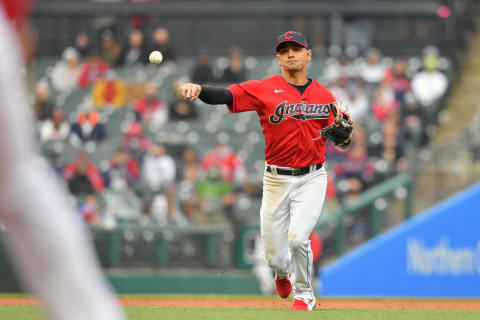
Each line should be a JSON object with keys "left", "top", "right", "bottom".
{"left": 321, "top": 183, "right": 480, "bottom": 297}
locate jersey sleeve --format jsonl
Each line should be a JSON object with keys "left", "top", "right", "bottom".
{"left": 227, "top": 80, "right": 263, "bottom": 113}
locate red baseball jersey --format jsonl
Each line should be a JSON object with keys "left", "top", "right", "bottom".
{"left": 227, "top": 74, "right": 337, "bottom": 168}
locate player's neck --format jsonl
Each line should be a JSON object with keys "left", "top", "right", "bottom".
{"left": 281, "top": 69, "right": 308, "bottom": 86}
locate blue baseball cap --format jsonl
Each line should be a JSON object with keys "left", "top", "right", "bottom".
{"left": 275, "top": 31, "right": 308, "bottom": 52}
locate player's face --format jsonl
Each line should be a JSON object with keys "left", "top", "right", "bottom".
{"left": 276, "top": 44, "right": 312, "bottom": 72}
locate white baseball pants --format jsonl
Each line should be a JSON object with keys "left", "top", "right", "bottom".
{"left": 260, "top": 164, "right": 327, "bottom": 300}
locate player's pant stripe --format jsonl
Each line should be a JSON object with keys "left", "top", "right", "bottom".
{"left": 307, "top": 240, "right": 310, "bottom": 289}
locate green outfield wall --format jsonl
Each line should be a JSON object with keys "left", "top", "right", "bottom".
{"left": 0, "top": 235, "right": 261, "bottom": 294}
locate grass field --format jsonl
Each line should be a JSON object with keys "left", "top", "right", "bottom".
{"left": 1, "top": 306, "right": 480, "bottom": 320}
{"left": 1, "top": 295, "right": 480, "bottom": 320}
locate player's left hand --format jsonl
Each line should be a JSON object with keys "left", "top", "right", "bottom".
{"left": 180, "top": 83, "right": 202, "bottom": 101}
{"left": 320, "top": 107, "right": 353, "bottom": 149}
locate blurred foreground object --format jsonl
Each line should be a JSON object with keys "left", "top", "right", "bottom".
{"left": 0, "top": 1, "right": 125, "bottom": 319}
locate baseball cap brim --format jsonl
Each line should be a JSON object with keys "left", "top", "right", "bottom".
{"left": 275, "top": 40, "right": 308, "bottom": 52}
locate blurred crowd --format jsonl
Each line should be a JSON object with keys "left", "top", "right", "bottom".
{"left": 30, "top": 25, "right": 450, "bottom": 229}
{"left": 321, "top": 46, "right": 449, "bottom": 204}
{"left": 34, "top": 26, "right": 256, "bottom": 230}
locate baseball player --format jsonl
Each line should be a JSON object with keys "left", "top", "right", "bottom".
{"left": 0, "top": 1, "right": 125, "bottom": 319}
{"left": 181, "top": 31, "right": 352, "bottom": 311}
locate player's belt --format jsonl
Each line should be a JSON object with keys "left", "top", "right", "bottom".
{"left": 266, "top": 163, "right": 323, "bottom": 176}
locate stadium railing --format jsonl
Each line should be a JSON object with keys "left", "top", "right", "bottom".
{"left": 90, "top": 223, "right": 233, "bottom": 268}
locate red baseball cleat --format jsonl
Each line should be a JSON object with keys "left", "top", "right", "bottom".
{"left": 275, "top": 275, "right": 292, "bottom": 298}
{"left": 291, "top": 298, "right": 316, "bottom": 311}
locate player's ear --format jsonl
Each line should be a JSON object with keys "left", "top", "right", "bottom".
{"left": 306, "top": 49, "right": 312, "bottom": 62}
{"left": 276, "top": 53, "right": 281, "bottom": 65}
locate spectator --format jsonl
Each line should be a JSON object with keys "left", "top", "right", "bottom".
{"left": 127, "top": 0, "right": 162, "bottom": 28}
{"left": 191, "top": 51, "right": 215, "bottom": 84}
{"left": 338, "top": 142, "right": 375, "bottom": 190}
{"left": 69, "top": 110, "right": 107, "bottom": 146}
{"left": 100, "top": 30, "right": 122, "bottom": 67}
{"left": 169, "top": 80, "right": 198, "bottom": 121}
{"left": 77, "top": 51, "right": 109, "bottom": 88}
{"left": 200, "top": 142, "right": 245, "bottom": 185}
{"left": 103, "top": 180, "right": 142, "bottom": 223}
{"left": 177, "top": 147, "right": 198, "bottom": 180}
{"left": 64, "top": 151, "right": 105, "bottom": 195}
{"left": 368, "top": 121, "right": 407, "bottom": 175}
{"left": 78, "top": 195, "right": 101, "bottom": 226}
{"left": 332, "top": 126, "right": 373, "bottom": 188}
{"left": 325, "top": 137, "right": 347, "bottom": 163}
{"left": 359, "top": 48, "right": 385, "bottom": 88}
{"left": 149, "top": 190, "right": 170, "bottom": 223}
{"left": 328, "top": 76, "right": 352, "bottom": 109}
{"left": 348, "top": 85, "right": 369, "bottom": 122}
{"left": 389, "top": 59, "right": 411, "bottom": 106}
{"left": 400, "top": 92, "right": 428, "bottom": 146}
{"left": 121, "top": 29, "right": 148, "bottom": 67}
{"left": 134, "top": 82, "right": 167, "bottom": 125}
{"left": 371, "top": 79, "right": 399, "bottom": 122}
{"left": 33, "top": 82, "right": 54, "bottom": 121}
{"left": 195, "top": 166, "right": 234, "bottom": 224}
{"left": 149, "top": 27, "right": 176, "bottom": 65}
{"left": 141, "top": 144, "right": 176, "bottom": 220}
{"left": 344, "top": 144, "right": 375, "bottom": 181}
{"left": 127, "top": 79, "right": 148, "bottom": 105}
{"left": 241, "top": 169, "right": 263, "bottom": 198}
{"left": 122, "top": 122, "right": 151, "bottom": 158}
{"left": 411, "top": 56, "right": 448, "bottom": 107}
{"left": 219, "top": 48, "right": 247, "bottom": 84}
{"left": 176, "top": 147, "right": 200, "bottom": 218}
{"left": 142, "top": 143, "right": 176, "bottom": 193}
{"left": 322, "top": 56, "right": 353, "bottom": 84}
{"left": 50, "top": 47, "right": 82, "bottom": 94}
{"left": 74, "top": 32, "right": 90, "bottom": 59}
{"left": 39, "top": 108, "right": 70, "bottom": 143}
{"left": 102, "top": 149, "right": 140, "bottom": 189}
{"left": 92, "top": 70, "right": 127, "bottom": 109}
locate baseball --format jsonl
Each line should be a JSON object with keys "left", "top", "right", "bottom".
{"left": 149, "top": 51, "right": 163, "bottom": 64}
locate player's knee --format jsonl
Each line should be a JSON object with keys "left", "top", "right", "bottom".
{"left": 288, "top": 237, "right": 308, "bottom": 251}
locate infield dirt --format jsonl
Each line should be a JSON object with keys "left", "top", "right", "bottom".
{"left": 1, "top": 297, "right": 480, "bottom": 310}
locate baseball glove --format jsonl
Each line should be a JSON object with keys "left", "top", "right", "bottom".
{"left": 320, "top": 104, "right": 353, "bottom": 148}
